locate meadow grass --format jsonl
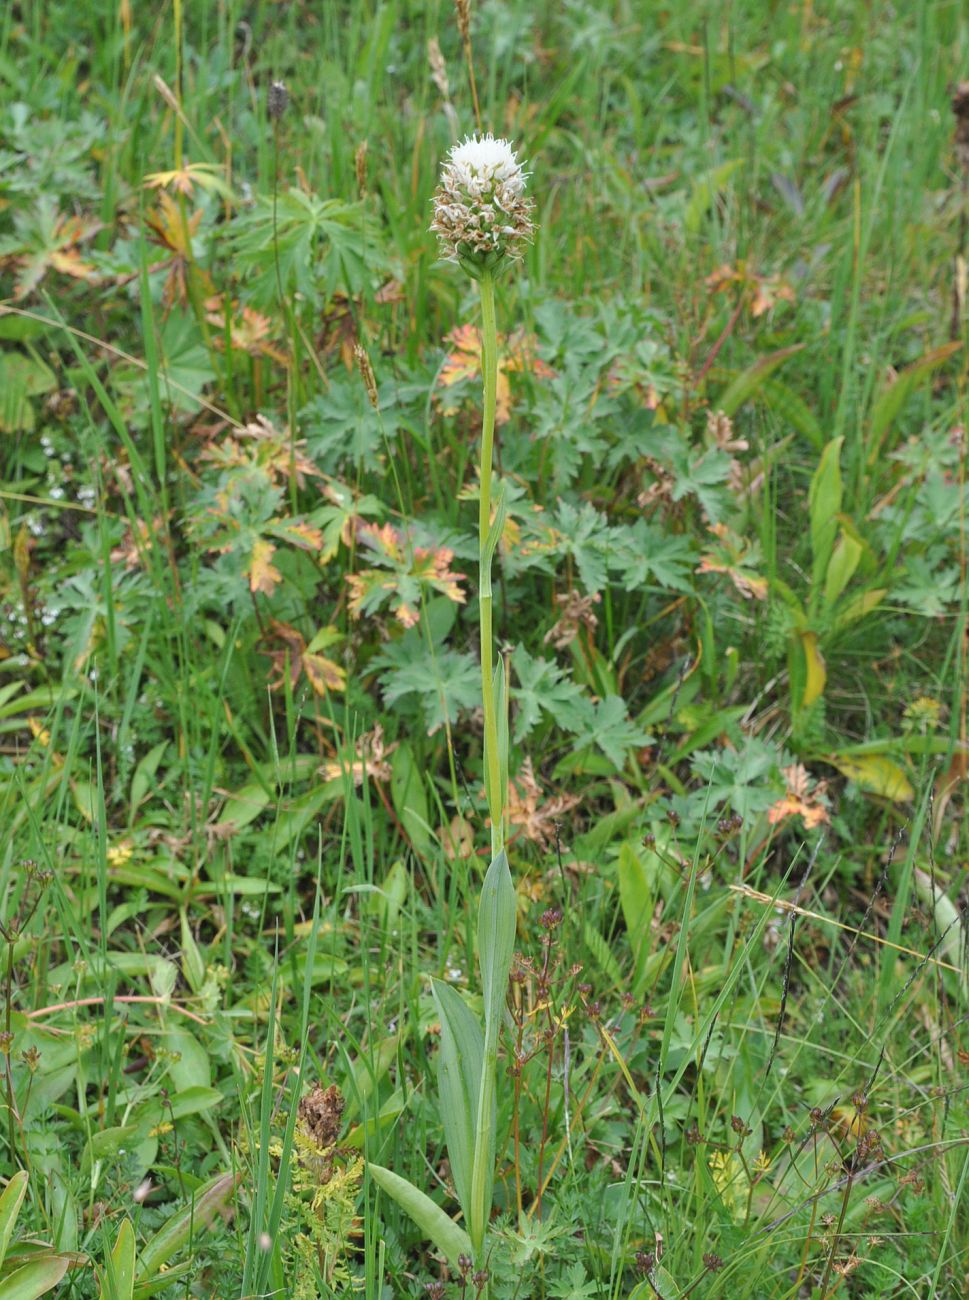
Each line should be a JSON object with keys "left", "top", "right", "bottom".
{"left": 0, "top": 0, "right": 968, "bottom": 1296}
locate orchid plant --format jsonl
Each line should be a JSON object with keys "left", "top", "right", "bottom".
{"left": 370, "top": 134, "right": 535, "bottom": 1293}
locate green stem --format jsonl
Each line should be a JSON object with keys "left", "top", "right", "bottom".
{"left": 478, "top": 271, "right": 503, "bottom": 858}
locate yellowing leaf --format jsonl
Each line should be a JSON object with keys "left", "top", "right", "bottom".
{"left": 143, "top": 160, "right": 233, "bottom": 198}
{"left": 437, "top": 324, "right": 554, "bottom": 425}
{"left": 799, "top": 630, "right": 826, "bottom": 707}
{"left": 303, "top": 651, "right": 346, "bottom": 695}
{"left": 826, "top": 752, "right": 913, "bottom": 802}
{"left": 249, "top": 538, "right": 281, "bottom": 595}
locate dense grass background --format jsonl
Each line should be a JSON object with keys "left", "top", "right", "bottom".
{"left": 1, "top": 0, "right": 968, "bottom": 1295}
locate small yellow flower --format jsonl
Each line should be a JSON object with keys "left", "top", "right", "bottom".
{"left": 107, "top": 841, "right": 134, "bottom": 868}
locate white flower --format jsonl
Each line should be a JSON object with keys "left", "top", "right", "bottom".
{"left": 430, "top": 133, "right": 535, "bottom": 275}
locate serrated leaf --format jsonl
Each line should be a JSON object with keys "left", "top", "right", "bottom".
{"left": 509, "top": 646, "right": 586, "bottom": 742}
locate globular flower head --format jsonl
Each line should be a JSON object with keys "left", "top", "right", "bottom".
{"left": 430, "top": 133, "right": 535, "bottom": 278}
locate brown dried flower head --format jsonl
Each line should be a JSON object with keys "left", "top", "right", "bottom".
{"left": 430, "top": 133, "right": 535, "bottom": 278}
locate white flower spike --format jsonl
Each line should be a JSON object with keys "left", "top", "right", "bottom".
{"left": 431, "top": 132, "right": 535, "bottom": 277}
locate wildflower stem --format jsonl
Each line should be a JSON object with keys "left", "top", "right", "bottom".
{"left": 478, "top": 270, "right": 503, "bottom": 857}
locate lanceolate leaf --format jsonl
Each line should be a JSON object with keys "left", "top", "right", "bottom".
{"left": 136, "top": 1173, "right": 239, "bottom": 1280}
{"left": 1, "top": 1255, "right": 71, "bottom": 1299}
{"left": 368, "top": 1164, "right": 472, "bottom": 1268}
{"left": 808, "top": 437, "right": 843, "bottom": 598}
{"left": 431, "top": 980, "right": 485, "bottom": 1220}
{"left": 0, "top": 1170, "right": 29, "bottom": 1268}
{"left": 99, "top": 1218, "right": 135, "bottom": 1300}
{"left": 478, "top": 850, "right": 516, "bottom": 1045}
{"left": 468, "top": 850, "right": 517, "bottom": 1251}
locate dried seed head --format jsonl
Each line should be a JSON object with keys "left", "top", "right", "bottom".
{"left": 427, "top": 36, "right": 450, "bottom": 99}
{"left": 454, "top": 0, "right": 472, "bottom": 43}
{"left": 430, "top": 133, "right": 535, "bottom": 278}
{"left": 268, "top": 80, "right": 289, "bottom": 121}
{"left": 355, "top": 140, "right": 369, "bottom": 197}
{"left": 353, "top": 342, "right": 379, "bottom": 409}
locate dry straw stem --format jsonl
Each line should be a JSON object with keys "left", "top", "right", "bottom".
{"left": 730, "top": 883, "right": 962, "bottom": 974}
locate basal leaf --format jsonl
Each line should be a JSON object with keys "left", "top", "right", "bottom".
{"left": 369, "top": 1164, "right": 472, "bottom": 1269}
{"left": 431, "top": 980, "right": 484, "bottom": 1220}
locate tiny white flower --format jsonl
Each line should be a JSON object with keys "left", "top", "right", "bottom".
{"left": 430, "top": 132, "right": 535, "bottom": 276}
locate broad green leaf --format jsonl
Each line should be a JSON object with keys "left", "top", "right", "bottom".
{"left": 823, "top": 531, "right": 862, "bottom": 609}
{"left": 361, "top": 860, "right": 408, "bottom": 932}
{"left": 913, "top": 869, "right": 967, "bottom": 989}
{"left": 471, "top": 849, "right": 517, "bottom": 1249}
{"left": 618, "top": 842, "right": 652, "bottom": 992}
{"left": 868, "top": 341, "right": 961, "bottom": 461}
{"left": 136, "top": 1173, "right": 239, "bottom": 1279}
{"left": 219, "top": 783, "right": 271, "bottom": 832}
{"left": 760, "top": 379, "right": 824, "bottom": 449}
{"left": 0, "top": 1170, "right": 29, "bottom": 1267}
{"left": 0, "top": 351, "right": 56, "bottom": 432}
{"left": 1, "top": 1255, "right": 71, "bottom": 1299}
{"left": 391, "top": 743, "right": 431, "bottom": 856}
{"left": 129, "top": 741, "right": 168, "bottom": 816}
{"left": 478, "top": 851, "right": 516, "bottom": 1042}
{"left": 369, "top": 1164, "right": 472, "bottom": 1269}
{"left": 203, "top": 873, "right": 282, "bottom": 896}
{"left": 99, "top": 1218, "right": 135, "bottom": 1300}
{"left": 431, "top": 980, "right": 484, "bottom": 1220}
{"left": 718, "top": 344, "right": 804, "bottom": 417}
{"left": 629, "top": 1265, "right": 679, "bottom": 1298}
{"left": 833, "top": 587, "right": 886, "bottom": 630}
{"left": 808, "top": 437, "right": 843, "bottom": 596}
{"left": 684, "top": 158, "right": 743, "bottom": 233}
{"left": 179, "top": 910, "right": 205, "bottom": 994}
{"left": 160, "top": 1028, "right": 211, "bottom": 1093}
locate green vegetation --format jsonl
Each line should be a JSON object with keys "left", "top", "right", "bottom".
{"left": 1, "top": 0, "right": 968, "bottom": 1295}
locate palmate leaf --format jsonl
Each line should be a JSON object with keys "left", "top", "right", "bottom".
{"left": 568, "top": 695, "right": 651, "bottom": 769}
{"left": 0, "top": 192, "right": 99, "bottom": 297}
{"left": 230, "top": 191, "right": 387, "bottom": 307}
{"left": 611, "top": 519, "right": 696, "bottom": 593}
{"left": 375, "top": 644, "right": 480, "bottom": 734}
{"left": 552, "top": 500, "right": 613, "bottom": 593}
{"left": 346, "top": 523, "right": 466, "bottom": 628}
{"left": 302, "top": 376, "right": 399, "bottom": 473}
{"left": 510, "top": 645, "right": 587, "bottom": 741}
{"left": 668, "top": 444, "right": 733, "bottom": 523}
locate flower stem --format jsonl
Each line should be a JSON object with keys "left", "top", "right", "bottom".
{"left": 478, "top": 270, "right": 503, "bottom": 858}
